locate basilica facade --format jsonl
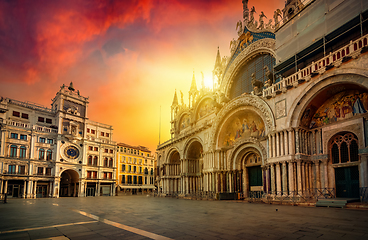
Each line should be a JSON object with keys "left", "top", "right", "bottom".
{"left": 0, "top": 83, "right": 116, "bottom": 198}
{"left": 156, "top": 0, "right": 368, "bottom": 202}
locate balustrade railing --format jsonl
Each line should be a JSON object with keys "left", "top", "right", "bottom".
{"left": 263, "top": 34, "right": 368, "bottom": 98}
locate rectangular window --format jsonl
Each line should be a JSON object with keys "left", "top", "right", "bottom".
{"left": 47, "top": 139, "right": 53, "bottom": 144}
{"left": 38, "top": 117, "right": 45, "bottom": 122}
{"left": 133, "top": 166, "right": 136, "bottom": 173}
{"left": 110, "top": 149, "right": 113, "bottom": 154}
{"left": 138, "top": 176, "right": 143, "bottom": 184}
{"left": 87, "top": 128, "right": 90, "bottom": 133}
{"left": 46, "top": 167, "right": 52, "bottom": 175}
{"left": 87, "top": 171, "right": 92, "bottom": 179}
{"left": 122, "top": 164, "right": 126, "bottom": 171}
{"left": 88, "top": 146, "right": 93, "bottom": 151}
{"left": 20, "top": 134, "right": 27, "bottom": 140}
{"left": 46, "top": 118, "right": 52, "bottom": 124}
{"left": 106, "top": 133, "right": 110, "bottom": 137}
{"left": 133, "top": 176, "right": 137, "bottom": 184}
{"left": 92, "top": 171, "right": 97, "bottom": 178}
{"left": 37, "top": 167, "right": 43, "bottom": 175}
{"left": 11, "top": 133, "right": 18, "bottom": 139}
{"left": 18, "top": 165, "right": 25, "bottom": 174}
{"left": 127, "top": 175, "right": 132, "bottom": 184}
{"left": 139, "top": 167, "right": 142, "bottom": 173}
{"left": 139, "top": 159, "right": 142, "bottom": 164}
{"left": 121, "top": 175, "right": 125, "bottom": 184}
{"left": 39, "top": 137, "right": 46, "bottom": 143}
{"left": 12, "top": 111, "right": 20, "bottom": 117}
{"left": 8, "top": 165, "right": 16, "bottom": 174}
{"left": 101, "top": 132, "right": 104, "bottom": 137}
{"left": 134, "top": 158, "right": 137, "bottom": 164}
{"left": 91, "top": 129, "right": 95, "bottom": 134}
{"left": 109, "top": 159, "right": 113, "bottom": 168}
{"left": 94, "top": 147, "right": 98, "bottom": 151}
{"left": 128, "top": 165, "right": 131, "bottom": 172}
{"left": 104, "top": 149, "right": 108, "bottom": 153}
{"left": 21, "top": 113, "right": 29, "bottom": 119}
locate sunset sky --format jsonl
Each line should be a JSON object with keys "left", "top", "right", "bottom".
{"left": 0, "top": 0, "right": 284, "bottom": 152}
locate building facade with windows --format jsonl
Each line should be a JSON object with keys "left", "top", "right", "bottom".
{"left": 0, "top": 83, "right": 116, "bottom": 198}
{"left": 156, "top": 0, "right": 368, "bottom": 202}
{"left": 116, "top": 143, "right": 156, "bottom": 194}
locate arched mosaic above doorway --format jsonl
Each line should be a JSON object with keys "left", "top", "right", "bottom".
{"left": 218, "top": 110, "right": 265, "bottom": 148}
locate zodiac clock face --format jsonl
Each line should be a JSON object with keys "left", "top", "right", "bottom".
{"left": 64, "top": 145, "right": 79, "bottom": 160}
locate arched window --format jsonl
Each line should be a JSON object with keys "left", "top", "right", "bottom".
{"left": 39, "top": 149, "right": 45, "bottom": 160}
{"left": 229, "top": 54, "right": 275, "bottom": 99}
{"left": 20, "top": 146, "right": 26, "bottom": 158}
{"left": 93, "top": 156, "right": 98, "bottom": 166}
{"left": 88, "top": 155, "right": 93, "bottom": 165}
{"left": 330, "top": 133, "right": 359, "bottom": 164}
{"left": 10, "top": 145, "right": 17, "bottom": 157}
{"left": 46, "top": 150, "right": 52, "bottom": 160}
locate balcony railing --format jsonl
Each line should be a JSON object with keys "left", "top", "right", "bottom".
{"left": 263, "top": 34, "right": 368, "bottom": 98}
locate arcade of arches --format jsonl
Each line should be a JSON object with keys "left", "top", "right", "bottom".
{"left": 158, "top": 74, "right": 368, "bottom": 200}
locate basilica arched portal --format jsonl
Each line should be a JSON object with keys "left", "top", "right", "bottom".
{"left": 183, "top": 140, "right": 203, "bottom": 194}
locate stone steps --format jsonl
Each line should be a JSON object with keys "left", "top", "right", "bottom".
{"left": 316, "top": 198, "right": 360, "bottom": 208}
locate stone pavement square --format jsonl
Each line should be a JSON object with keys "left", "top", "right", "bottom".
{"left": 0, "top": 195, "right": 368, "bottom": 240}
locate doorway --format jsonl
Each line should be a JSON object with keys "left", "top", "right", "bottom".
{"left": 335, "top": 166, "right": 359, "bottom": 198}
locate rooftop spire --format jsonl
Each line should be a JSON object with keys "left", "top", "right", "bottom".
{"left": 214, "top": 47, "right": 222, "bottom": 68}
{"left": 190, "top": 71, "right": 197, "bottom": 92}
{"left": 172, "top": 89, "right": 178, "bottom": 106}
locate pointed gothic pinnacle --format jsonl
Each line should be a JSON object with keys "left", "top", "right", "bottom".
{"left": 190, "top": 71, "right": 197, "bottom": 92}
{"left": 215, "top": 47, "right": 221, "bottom": 68}
{"left": 172, "top": 89, "right": 178, "bottom": 106}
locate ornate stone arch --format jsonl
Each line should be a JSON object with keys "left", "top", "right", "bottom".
{"left": 176, "top": 110, "right": 192, "bottom": 133}
{"left": 220, "top": 38, "right": 276, "bottom": 98}
{"left": 165, "top": 147, "right": 181, "bottom": 164}
{"left": 183, "top": 136, "right": 204, "bottom": 159}
{"left": 209, "top": 94, "right": 275, "bottom": 150}
{"left": 193, "top": 95, "right": 216, "bottom": 122}
{"left": 287, "top": 71, "right": 368, "bottom": 129}
{"left": 59, "top": 168, "right": 81, "bottom": 179}
{"left": 228, "top": 139, "right": 267, "bottom": 171}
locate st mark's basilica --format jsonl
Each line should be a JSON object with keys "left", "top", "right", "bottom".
{"left": 156, "top": 0, "right": 368, "bottom": 203}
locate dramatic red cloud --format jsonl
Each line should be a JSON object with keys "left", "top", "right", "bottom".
{"left": 0, "top": 0, "right": 285, "bottom": 151}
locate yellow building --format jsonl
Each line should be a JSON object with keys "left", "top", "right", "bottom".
{"left": 116, "top": 143, "right": 155, "bottom": 194}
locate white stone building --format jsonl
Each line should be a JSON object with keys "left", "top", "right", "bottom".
{"left": 156, "top": 0, "right": 368, "bottom": 202}
{"left": 0, "top": 83, "right": 116, "bottom": 198}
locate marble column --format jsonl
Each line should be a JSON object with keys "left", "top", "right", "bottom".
{"left": 282, "top": 162, "right": 288, "bottom": 195}
{"left": 284, "top": 130, "right": 289, "bottom": 156}
{"left": 288, "top": 161, "right": 294, "bottom": 195}
{"left": 297, "top": 161, "right": 302, "bottom": 195}
{"left": 268, "top": 135, "right": 272, "bottom": 158}
{"left": 301, "top": 162, "right": 306, "bottom": 195}
{"left": 270, "top": 164, "right": 275, "bottom": 194}
{"left": 295, "top": 129, "right": 300, "bottom": 154}
{"left": 280, "top": 131, "right": 284, "bottom": 156}
{"left": 272, "top": 134, "right": 276, "bottom": 158}
{"left": 276, "top": 163, "right": 281, "bottom": 195}
{"left": 33, "top": 181, "right": 37, "bottom": 198}
{"left": 243, "top": 168, "right": 248, "bottom": 197}
{"left": 276, "top": 132, "right": 280, "bottom": 157}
